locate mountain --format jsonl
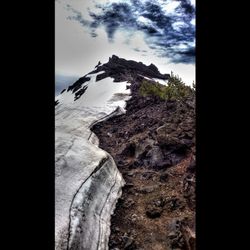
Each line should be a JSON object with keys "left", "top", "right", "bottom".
{"left": 56, "top": 55, "right": 170, "bottom": 104}
{"left": 55, "top": 55, "right": 195, "bottom": 250}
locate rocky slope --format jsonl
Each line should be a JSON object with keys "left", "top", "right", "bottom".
{"left": 92, "top": 57, "right": 196, "bottom": 250}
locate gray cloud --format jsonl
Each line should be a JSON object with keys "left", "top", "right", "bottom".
{"left": 66, "top": 0, "right": 195, "bottom": 64}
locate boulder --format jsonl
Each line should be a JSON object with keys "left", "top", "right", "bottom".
{"left": 146, "top": 205, "right": 163, "bottom": 218}
{"left": 167, "top": 219, "right": 185, "bottom": 249}
{"left": 159, "top": 173, "right": 169, "bottom": 182}
{"left": 145, "top": 197, "right": 165, "bottom": 218}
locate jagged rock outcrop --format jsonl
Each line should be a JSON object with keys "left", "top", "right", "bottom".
{"left": 92, "top": 55, "right": 170, "bottom": 83}
{"left": 60, "top": 55, "right": 170, "bottom": 100}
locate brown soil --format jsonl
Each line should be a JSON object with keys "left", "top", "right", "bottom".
{"left": 92, "top": 78, "right": 195, "bottom": 250}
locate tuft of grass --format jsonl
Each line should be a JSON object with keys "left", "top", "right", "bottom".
{"left": 139, "top": 72, "right": 195, "bottom": 101}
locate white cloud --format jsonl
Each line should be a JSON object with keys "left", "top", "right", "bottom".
{"left": 137, "top": 16, "right": 153, "bottom": 26}
{"left": 161, "top": 1, "right": 180, "bottom": 14}
{"left": 190, "top": 0, "right": 196, "bottom": 7}
{"left": 191, "top": 18, "right": 195, "bottom": 26}
{"left": 172, "top": 21, "right": 188, "bottom": 31}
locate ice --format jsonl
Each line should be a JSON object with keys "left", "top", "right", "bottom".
{"left": 55, "top": 71, "right": 129, "bottom": 249}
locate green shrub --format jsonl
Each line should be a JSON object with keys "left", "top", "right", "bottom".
{"left": 139, "top": 72, "right": 195, "bottom": 101}
{"left": 139, "top": 80, "right": 166, "bottom": 99}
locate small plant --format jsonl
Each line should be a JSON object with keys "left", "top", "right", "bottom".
{"left": 139, "top": 73, "right": 195, "bottom": 101}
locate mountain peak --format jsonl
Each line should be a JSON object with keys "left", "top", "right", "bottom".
{"left": 94, "top": 55, "right": 170, "bottom": 82}
{"left": 60, "top": 55, "right": 170, "bottom": 101}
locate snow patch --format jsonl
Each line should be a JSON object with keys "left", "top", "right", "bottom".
{"left": 139, "top": 75, "right": 168, "bottom": 86}
{"left": 55, "top": 71, "right": 130, "bottom": 249}
{"left": 152, "top": 78, "right": 169, "bottom": 86}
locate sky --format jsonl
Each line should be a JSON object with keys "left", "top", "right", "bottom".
{"left": 55, "top": 0, "right": 195, "bottom": 91}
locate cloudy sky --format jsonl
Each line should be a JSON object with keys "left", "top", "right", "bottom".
{"left": 55, "top": 0, "right": 195, "bottom": 92}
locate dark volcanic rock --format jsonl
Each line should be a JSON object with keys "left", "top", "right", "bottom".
{"left": 60, "top": 88, "right": 66, "bottom": 94}
{"left": 156, "top": 125, "right": 184, "bottom": 147}
{"left": 74, "top": 85, "right": 88, "bottom": 101}
{"left": 121, "top": 143, "right": 137, "bottom": 158}
{"left": 95, "top": 61, "right": 101, "bottom": 68}
{"left": 159, "top": 173, "right": 169, "bottom": 182}
{"left": 67, "top": 76, "right": 90, "bottom": 93}
{"left": 167, "top": 219, "right": 186, "bottom": 249}
{"left": 168, "top": 218, "right": 196, "bottom": 250}
{"left": 124, "top": 237, "right": 136, "bottom": 250}
{"left": 146, "top": 206, "right": 163, "bottom": 218}
{"left": 93, "top": 55, "right": 170, "bottom": 83}
{"left": 183, "top": 157, "right": 196, "bottom": 210}
{"left": 166, "top": 197, "right": 185, "bottom": 212}
{"left": 146, "top": 146, "right": 165, "bottom": 169}
{"left": 145, "top": 197, "right": 165, "bottom": 218}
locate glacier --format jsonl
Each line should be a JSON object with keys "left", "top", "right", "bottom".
{"left": 55, "top": 72, "right": 130, "bottom": 250}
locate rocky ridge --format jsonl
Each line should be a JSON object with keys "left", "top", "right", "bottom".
{"left": 91, "top": 56, "right": 196, "bottom": 250}
{"left": 59, "top": 55, "right": 170, "bottom": 102}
